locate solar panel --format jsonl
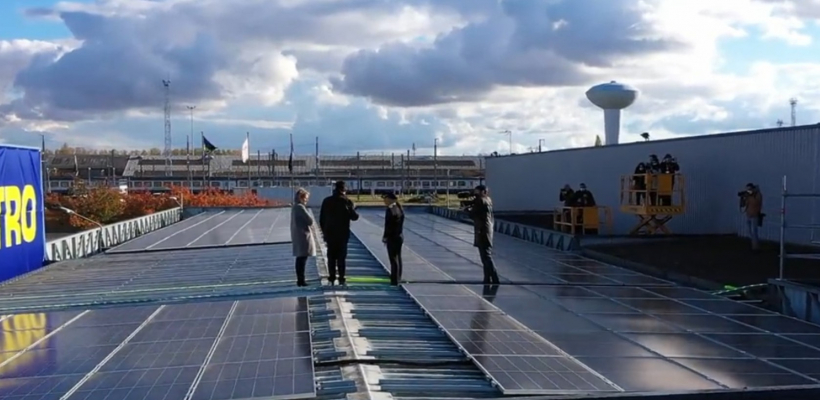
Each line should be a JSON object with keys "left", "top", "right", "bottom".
{"left": 189, "top": 296, "right": 316, "bottom": 400}
{"left": 0, "top": 244, "right": 312, "bottom": 308}
{"left": 472, "top": 355, "right": 618, "bottom": 394}
{"left": 107, "top": 208, "right": 291, "bottom": 253}
{"left": 70, "top": 366, "right": 201, "bottom": 400}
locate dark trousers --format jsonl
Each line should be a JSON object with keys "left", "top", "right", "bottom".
{"left": 326, "top": 241, "right": 348, "bottom": 283}
{"left": 478, "top": 246, "right": 500, "bottom": 284}
{"left": 659, "top": 195, "right": 672, "bottom": 206}
{"left": 386, "top": 238, "right": 404, "bottom": 285}
{"left": 295, "top": 256, "right": 308, "bottom": 286}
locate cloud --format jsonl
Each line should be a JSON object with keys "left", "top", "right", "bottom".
{"left": 3, "top": 0, "right": 820, "bottom": 157}
{"left": 331, "top": 0, "right": 683, "bottom": 107}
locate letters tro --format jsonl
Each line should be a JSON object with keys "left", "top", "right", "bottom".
{"left": 0, "top": 185, "right": 38, "bottom": 249}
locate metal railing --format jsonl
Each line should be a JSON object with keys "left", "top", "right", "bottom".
{"left": 778, "top": 176, "right": 820, "bottom": 279}
{"left": 46, "top": 207, "right": 181, "bottom": 262}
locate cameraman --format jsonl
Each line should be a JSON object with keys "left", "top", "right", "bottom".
{"left": 738, "top": 183, "right": 763, "bottom": 251}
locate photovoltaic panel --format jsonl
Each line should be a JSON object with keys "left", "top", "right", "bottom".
{"left": 70, "top": 306, "right": 160, "bottom": 327}
{"left": 222, "top": 312, "right": 309, "bottom": 337}
{"left": 130, "top": 318, "right": 227, "bottom": 342}
{"left": 107, "top": 208, "right": 292, "bottom": 253}
{"left": 0, "top": 375, "right": 85, "bottom": 399}
{"left": 359, "top": 210, "right": 820, "bottom": 393}
{"left": 446, "top": 329, "right": 564, "bottom": 356}
{"left": 187, "top": 295, "right": 316, "bottom": 400}
{"left": 153, "top": 302, "right": 234, "bottom": 321}
{"left": 101, "top": 338, "right": 216, "bottom": 372}
{"left": 427, "top": 310, "right": 522, "bottom": 331}
{"left": 209, "top": 333, "right": 312, "bottom": 364}
{"left": 232, "top": 297, "right": 307, "bottom": 316}
{"left": 412, "top": 295, "right": 494, "bottom": 312}
{"left": 0, "top": 345, "right": 117, "bottom": 379}
{"left": 471, "top": 355, "right": 618, "bottom": 394}
{"left": 191, "top": 358, "right": 315, "bottom": 400}
{"left": 69, "top": 366, "right": 201, "bottom": 400}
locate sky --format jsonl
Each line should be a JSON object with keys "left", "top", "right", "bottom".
{"left": 1, "top": 0, "right": 820, "bottom": 156}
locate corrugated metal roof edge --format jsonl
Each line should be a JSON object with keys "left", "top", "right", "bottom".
{"left": 488, "top": 124, "right": 820, "bottom": 160}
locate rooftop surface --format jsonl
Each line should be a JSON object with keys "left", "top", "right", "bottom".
{"left": 2, "top": 208, "right": 820, "bottom": 399}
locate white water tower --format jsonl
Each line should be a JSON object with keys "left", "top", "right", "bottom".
{"left": 585, "top": 81, "right": 639, "bottom": 146}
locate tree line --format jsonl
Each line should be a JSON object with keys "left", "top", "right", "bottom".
{"left": 47, "top": 143, "right": 243, "bottom": 156}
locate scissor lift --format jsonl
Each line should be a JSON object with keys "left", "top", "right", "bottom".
{"left": 553, "top": 206, "right": 613, "bottom": 235}
{"left": 619, "top": 173, "right": 686, "bottom": 235}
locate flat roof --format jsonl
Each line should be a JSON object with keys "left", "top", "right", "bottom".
{"left": 0, "top": 208, "right": 818, "bottom": 399}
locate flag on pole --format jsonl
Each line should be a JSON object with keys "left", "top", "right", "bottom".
{"left": 288, "top": 134, "right": 294, "bottom": 173}
{"left": 241, "top": 132, "right": 250, "bottom": 163}
{"left": 202, "top": 135, "right": 217, "bottom": 153}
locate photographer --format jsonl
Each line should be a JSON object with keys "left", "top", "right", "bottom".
{"left": 738, "top": 183, "right": 763, "bottom": 251}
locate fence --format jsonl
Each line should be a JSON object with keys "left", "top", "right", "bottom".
{"left": 45, "top": 207, "right": 181, "bottom": 262}
{"left": 778, "top": 175, "right": 820, "bottom": 279}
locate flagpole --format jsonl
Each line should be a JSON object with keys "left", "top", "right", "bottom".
{"left": 246, "top": 132, "right": 251, "bottom": 189}
{"left": 289, "top": 133, "right": 294, "bottom": 197}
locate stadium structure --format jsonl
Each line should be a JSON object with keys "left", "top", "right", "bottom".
{"left": 44, "top": 153, "right": 485, "bottom": 194}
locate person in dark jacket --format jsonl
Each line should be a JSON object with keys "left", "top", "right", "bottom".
{"left": 382, "top": 193, "right": 405, "bottom": 285}
{"left": 466, "top": 185, "right": 500, "bottom": 284}
{"left": 658, "top": 154, "right": 680, "bottom": 205}
{"left": 319, "top": 181, "right": 359, "bottom": 285}
{"left": 633, "top": 161, "right": 648, "bottom": 205}
{"left": 572, "top": 183, "right": 596, "bottom": 207}
{"left": 559, "top": 184, "right": 575, "bottom": 206}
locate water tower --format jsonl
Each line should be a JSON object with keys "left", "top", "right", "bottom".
{"left": 585, "top": 81, "right": 639, "bottom": 146}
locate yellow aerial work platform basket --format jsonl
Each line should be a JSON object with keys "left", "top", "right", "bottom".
{"left": 553, "top": 206, "right": 613, "bottom": 235}
{"left": 619, "top": 173, "right": 686, "bottom": 235}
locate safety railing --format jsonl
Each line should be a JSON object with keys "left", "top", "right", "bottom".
{"left": 619, "top": 173, "right": 686, "bottom": 211}
{"left": 46, "top": 207, "right": 181, "bottom": 262}
{"left": 778, "top": 176, "right": 820, "bottom": 279}
{"left": 553, "top": 206, "right": 613, "bottom": 235}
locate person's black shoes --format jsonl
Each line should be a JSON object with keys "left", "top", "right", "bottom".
{"left": 338, "top": 278, "right": 346, "bottom": 285}
{"left": 296, "top": 281, "right": 308, "bottom": 287}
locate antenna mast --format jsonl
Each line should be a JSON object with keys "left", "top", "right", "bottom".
{"left": 776, "top": 119, "right": 784, "bottom": 128}
{"left": 163, "top": 79, "right": 172, "bottom": 176}
{"left": 790, "top": 98, "right": 798, "bottom": 127}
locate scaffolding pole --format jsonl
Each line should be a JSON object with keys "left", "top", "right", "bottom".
{"left": 778, "top": 175, "right": 820, "bottom": 279}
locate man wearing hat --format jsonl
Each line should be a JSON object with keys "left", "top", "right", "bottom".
{"left": 319, "top": 180, "right": 360, "bottom": 285}
{"left": 466, "top": 185, "right": 500, "bottom": 284}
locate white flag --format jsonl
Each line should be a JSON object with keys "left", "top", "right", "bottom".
{"left": 241, "top": 134, "right": 249, "bottom": 163}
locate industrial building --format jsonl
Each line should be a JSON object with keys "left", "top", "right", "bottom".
{"left": 486, "top": 124, "right": 820, "bottom": 245}
{"left": 44, "top": 154, "right": 485, "bottom": 194}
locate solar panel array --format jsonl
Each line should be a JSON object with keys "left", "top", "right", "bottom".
{"left": 0, "top": 243, "right": 315, "bottom": 311}
{"left": 0, "top": 297, "right": 315, "bottom": 400}
{"left": 352, "top": 209, "right": 820, "bottom": 394}
{"left": 108, "top": 208, "right": 291, "bottom": 253}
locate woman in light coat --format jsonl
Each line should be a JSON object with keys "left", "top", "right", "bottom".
{"left": 291, "top": 188, "right": 316, "bottom": 287}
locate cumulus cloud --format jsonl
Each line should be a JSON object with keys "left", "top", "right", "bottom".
{"left": 331, "top": 0, "right": 683, "bottom": 107}
{"left": 3, "top": 0, "right": 820, "bottom": 155}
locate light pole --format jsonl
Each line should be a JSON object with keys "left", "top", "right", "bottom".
{"left": 186, "top": 106, "right": 196, "bottom": 187}
{"left": 538, "top": 139, "right": 545, "bottom": 152}
{"left": 499, "top": 130, "right": 512, "bottom": 154}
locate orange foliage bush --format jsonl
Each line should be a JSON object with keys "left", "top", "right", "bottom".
{"left": 45, "top": 183, "right": 281, "bottom": 229}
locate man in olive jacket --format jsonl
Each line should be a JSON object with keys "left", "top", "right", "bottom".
{"left": 467, "top": 185, "right": 500, "bottom": 284}
{"left": 320, "top": 181, "right": 359, "bottom": 285}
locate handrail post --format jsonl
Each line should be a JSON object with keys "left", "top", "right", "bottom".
{"left": 779, "top": 175, "right": 787, "bottom": 280}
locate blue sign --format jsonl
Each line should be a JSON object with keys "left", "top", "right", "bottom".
{"left": 0, "top": 145, "right": 45, "bottom": 282}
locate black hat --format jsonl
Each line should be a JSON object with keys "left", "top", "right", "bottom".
{"left": 382, "top": 192, "right": 397, "bottom": 200}
{"left": 475, "top": 185, "right": 487, "bottom": 192}
{"left": 334, "top": 180, "right": 347, "bottom": 191}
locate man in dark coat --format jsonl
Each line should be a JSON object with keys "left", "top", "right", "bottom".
{"left": 466, "top": 185, "right": 500, "bottom": 284}
{"left": 633, "top": 161, "right": 648, "bottom": 205}
{"left": 319, "top": 181, "right": 359, "bottom": 285}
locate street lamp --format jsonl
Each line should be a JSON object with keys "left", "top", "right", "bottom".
{"left": 499, "top": 130, "right": 512, "bottom": 154}
{"left": 538, "top": 139, "right": 546, "bottom": 152}
{"left": 57, "top": 206, "right": 103, "bottom": 228}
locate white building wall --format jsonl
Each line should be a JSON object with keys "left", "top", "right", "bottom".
{"left": 486, "top": 125, "right": 820, "bottom": 244}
